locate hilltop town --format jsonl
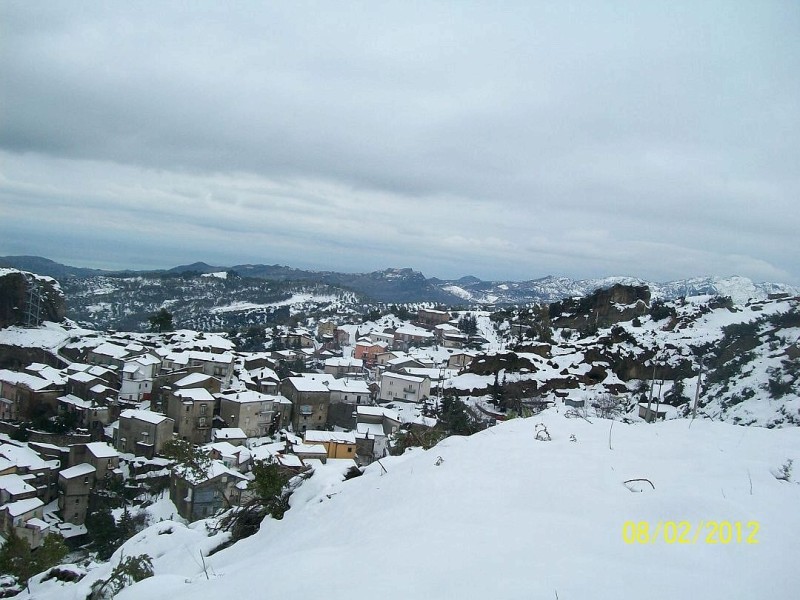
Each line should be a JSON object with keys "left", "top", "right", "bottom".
{"left": 0, "top": 266, "right": 798, "bottom": 597}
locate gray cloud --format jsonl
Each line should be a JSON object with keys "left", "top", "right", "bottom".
{"left": 1, "top": 1, "right": 798, "bottom": 283}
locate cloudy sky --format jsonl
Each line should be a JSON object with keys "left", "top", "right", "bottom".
{"left": 1, "top": 1, "right": 798, "bottom": 283}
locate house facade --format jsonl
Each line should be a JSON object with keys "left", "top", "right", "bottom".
{"left": 218, "top": 390, "right": 279, "bottom": 438}
{"left": 281, "top": 376, "right": 331, "bottom": 433}
{"left": 116, "top": 409, "right": 175, "bottom": 458}
{"left": 0, "top": 370, "right": 63, "bottom": 421}
{"left": 169, "top": 461, "right": 247, "bottom": 522}
{"left": 57, "top": 463, "right": 96, "bottom": 525}
{"left": 0, "top": 497, "right": 48, "bottom": 549}
{"left": 303, "top": 430, "right": 357, "bottom": 460}
{"left": 323, "top": 357, "right": 364, "bottom": 379}
{"left": 166, "top": 387, "right": 216, "bottom": 444}
{"left": 379, "top": 372, "right": 431, "bottom": 403}
{"left": 68, "top": 442, "right": 120, "bottom": 481}
{"left": 119, "top": 354, "right": 161, "bottom": 402}
{"left": 417, "top": 308, "right": 452, "bottom": 328}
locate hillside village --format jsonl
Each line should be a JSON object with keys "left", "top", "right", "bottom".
{"left": 0, "top": 266, "right": 798, "bottom": 595}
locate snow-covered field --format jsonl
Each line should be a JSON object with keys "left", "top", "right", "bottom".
{"left": 209, "top": 293, "right": 339, "bottom": 314}
{"left": 26, "top": 411, "right": 800, "bottom": 600}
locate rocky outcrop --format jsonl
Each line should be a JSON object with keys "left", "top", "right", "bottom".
{"left": 0, "top": 269, "right": 66, "bottom": 328}
{"left": 549, "top": 284, "right": 650, "bottom": 330}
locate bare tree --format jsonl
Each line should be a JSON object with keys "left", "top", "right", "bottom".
{"left": 592, "top": 394, "right": 625, "bottom": 419}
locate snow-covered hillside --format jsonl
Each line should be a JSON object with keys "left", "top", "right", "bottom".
{"left": 440, "top": 275, "right": 800, "bottom": 306}
{"left": 449, "top": 293, "right": 800, "bottom": 429}
{"left": 26, "top": 411, "right": 800, "bottom": 599}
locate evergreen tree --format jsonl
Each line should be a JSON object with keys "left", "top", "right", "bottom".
{"left": 249, "top": 457, "right": 291, "bottom": 519}
{"left": 161, "top": 438, "right": 211, "bottom": 480}
{"left": 85, "top": 505, "right": 121, "bottom": 560}
{"left": 458, "top": 313, "right": 478, "bottom": 335}
{"left": 148, "top": 308, "right": 174, "bottom": 333}
{"left": 0, "top": 529, "right": 34, "bottom": 586}
{"left": 0, "top": 530, "right": 67, "bottom": 589}
{"left": 90, "top": 554, "right": 154, "bottom": 599}
{"left": 439, "top": 395, "right": 482, "bottom": 436}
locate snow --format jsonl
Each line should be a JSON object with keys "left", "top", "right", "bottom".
{"left": 209, "top": 293, "right": 337, "bottom": 314}
{"left": 212, "top": 428, "right": 246, "bottom": 441}
{"left": 26, "top": 409, "right": 800, "bottom": 600}
{"left": 173, "top": 373, "right": 214, "bottom": 387}
{"left": 286, "top": 375, "right": 333, "bottom": 392}
{"left": 3, "top": 497, "right": 43, "bottom": 517}
{"left": 120, "top": 409, "right": 171, "bottom": 425}
{"left": 303, "top": 430, "right": 356, "bottom": 444}
{"left": 59, "top": 463, "right": 96, "bottom": 479}
{"left": 0, "top": 443, "right": 53, "bottom": 471}
{"left": 0, "top": 369, "right": 54, "bottom": 391}
{"left": 175, "top": 388, "right": 215, "bottom": 402}
{"left": 84, "top": 442, "right": 118, "bottom": 459}
{"left": 0, "top": 473, "right": 37, "bottom": 496}
{"left": 200, "top": 271, "right": 228, "bottom": 279}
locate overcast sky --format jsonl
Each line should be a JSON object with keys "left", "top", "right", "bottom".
{"left": 1, "top": 1, "right": 798, "bottom": 283}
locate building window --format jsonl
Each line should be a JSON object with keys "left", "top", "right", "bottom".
{"left": 200, "top": 404, "right": 207, "bottom": 415}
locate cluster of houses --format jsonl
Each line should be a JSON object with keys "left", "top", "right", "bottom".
{"left": 0, "top": 308, "right": 481, "bottom": 538}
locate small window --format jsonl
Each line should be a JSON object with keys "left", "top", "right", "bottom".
{"left": 200, "top": 404, "right": 207, "bottom": 415}
{"left": 347, "top": 448, "right": 353, "bottom": 453}
{"left": 83, "top": 476, "right": 89, "bottom": 484}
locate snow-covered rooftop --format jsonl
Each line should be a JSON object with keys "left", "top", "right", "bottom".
{"left": 59, "top": 463, "right": 96, "bottom": 479}
{"left": 119, "top": 409, "right": 171, "bottom": 425}
{"left": 303, "top": 430, "right": 356, "bottom": 444}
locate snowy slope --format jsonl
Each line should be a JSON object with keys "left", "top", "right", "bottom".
{"left": 437, "top": 275, "right": 800, "bottom": 306}
{"left": 27, "top": 411, "right": 800, "bottom": 600}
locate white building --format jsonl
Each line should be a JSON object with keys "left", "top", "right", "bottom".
{"left": 379, "top": 372, "right": 431, "bottom": 403}
{"left": 119, "top": 354, "right": 162, "bottom": 402}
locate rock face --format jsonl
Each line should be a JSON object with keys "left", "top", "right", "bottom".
{"left": 0, "top": 269, "right": 66, "bottom": 328}
{"left": 549, "top": 284, "right": 651, "bottom": 330}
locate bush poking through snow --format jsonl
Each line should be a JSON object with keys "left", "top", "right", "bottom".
{"left": 534, "top": 423, "right": 551, "bottom": 441}
{"left": 89, "top": 554, "right": 154, "bottom": 600}
{"left": 773, "top": 459, "right": 794, "bottom": 482}
{"left": 219, "top": 457, "right": 295, "bottom": 543}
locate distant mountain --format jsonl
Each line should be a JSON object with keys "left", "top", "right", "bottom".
{"left": 167, "top": 261, "right": 223, "bottom": 274}
{"left": 0, "top": 256, "right": 114, "bottom": 279}
{"left": 2, "top": 256, "right": 797, "bottom": 305}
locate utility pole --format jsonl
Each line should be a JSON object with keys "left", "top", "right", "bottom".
{"left": 692, "top": 360, "right": 704, "bottom": 419}
{"left": 654, "top": 377, "right": 664, "bottom": 421}
{"left": 645, "top": 355, "right": 657, "bottom": 422}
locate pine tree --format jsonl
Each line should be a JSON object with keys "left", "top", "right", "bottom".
{"left": 0, "top": 530, "right": 67, "bottom": 589}
{"left": 148, "top": 308, "right": 174, "bottom": 333}
{"left": 85, "top": 505, "right": 121, "bottom": 560}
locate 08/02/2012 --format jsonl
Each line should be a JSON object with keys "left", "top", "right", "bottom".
{"left": 622, "top": 521, "right": 759, "bottom": 545}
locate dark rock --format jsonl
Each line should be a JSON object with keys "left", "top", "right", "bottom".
{"left": 0, "top": 270, "right": 66, "bottom": 328}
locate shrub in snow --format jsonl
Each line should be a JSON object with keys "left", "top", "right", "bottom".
{"left": 89, "top": 553, "right": 154, "bottom": 599}
{"left": 534, "top": 423, "right": 551, "bottom": 441}
{"left": 772, "top": 459, "right": 794, "bottom": 482}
